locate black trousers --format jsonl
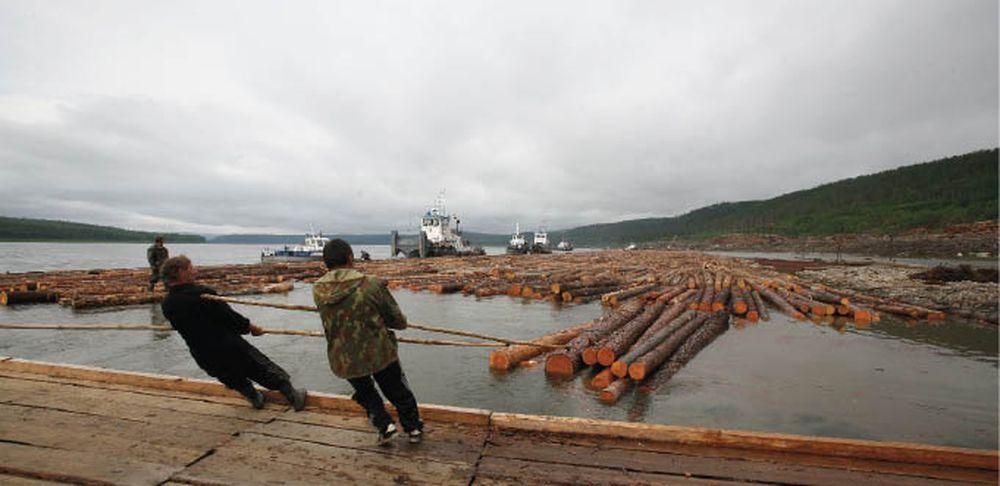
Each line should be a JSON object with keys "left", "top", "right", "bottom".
{"left": 214, "top": 343, "right": 291, "bottom": 396}
{"left": 347, "top": 360, "right": 423, "bottom": 433}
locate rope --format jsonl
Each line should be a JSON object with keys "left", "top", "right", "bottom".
{"left": 201, "top": 294, "right": 560, "bottom": 349}
{"left": 0, "top": 323, "right": 503, "bottom": 348}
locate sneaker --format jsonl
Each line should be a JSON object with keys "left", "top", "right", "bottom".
{"left": 407, "top": 429, "right": 423, "bottom": 444}
{"left": 376, "top": 423, "right": 397, "bottom": 447}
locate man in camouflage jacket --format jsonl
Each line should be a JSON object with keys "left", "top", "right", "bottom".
{"left": 313, "top": 239, "right": 423, "bottom": 445}
{"left": 147, "top": 236, "right": 169, "bottom": 290}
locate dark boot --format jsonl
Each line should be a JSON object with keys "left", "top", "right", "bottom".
{"left": 280, "top": 383, "right": 308, "bottom": 411}
{"left": 235, "top": 383, "right": 266, "bottom": 409}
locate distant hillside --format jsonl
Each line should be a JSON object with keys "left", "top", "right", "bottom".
{"left": 208, "top": 234, "right": 388, "bottom": 245}
{"left": 0, "top": 217, "right": 205, "bottom": 243}
{"left": 208, "top": 231, "right": 510, "bottom": 246}
{"left": 558, "top": 149, "right": 999, "bottom": 246}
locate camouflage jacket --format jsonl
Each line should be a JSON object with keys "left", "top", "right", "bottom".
{"left": 313, "top": 268, "right": 407, "bottom": 379}
{"left": 147, "top": 245, "right": 168, "bottom": 268}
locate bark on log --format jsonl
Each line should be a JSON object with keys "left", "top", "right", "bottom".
{"left": 0, "top": 290, "right": 60, "bottom": 305}
{"left": 611, "top": 309, "right": 697, "bottom": 377}
{"left": 627, "top": 312, "right": 710, "bottom": 381}
{"left": 639, "top": 312, "right": 730, "bottom": 393}
{"left": 489, "top": 319, "right": 597, "bottom": 370}
{"left": 544, "top": 299, "right": 646, "bottom": 377}
{"left": 753, "top": 283, "right": 805, "bottom": 320}
{"left": 595, "top": 296, "right": 671, "bottom": 366}
{"left": 599, "top": 377, "right": 630, "bottom": 404}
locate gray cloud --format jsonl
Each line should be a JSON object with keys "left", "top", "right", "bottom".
{"left": 0, "top": 0, "right": 996, "bottom": 234}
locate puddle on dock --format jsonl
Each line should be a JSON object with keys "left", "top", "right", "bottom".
{"left": 1, "top": 283, "right": 996, "bottom": 450}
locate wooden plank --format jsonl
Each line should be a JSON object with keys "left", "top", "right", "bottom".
{"left": 506, "top": 431, "right": 997, "bottom": 484}
{"left": 473, "top": 456, "right": 738, "bottom": 485}
{"left": 484, "top": 433, "right": 964, "bottom": 486}
{"left": 0, "top": 474, "right": 69, "bottom": 485}
{"left": 0, "top": 403, "right": 229, "bottom": 467}
{"left": 0, "top": 376, "right": 278, "bottom": 431}
{"left": 175, "top": 432, "right": 474, "bottom": 485}
{"left": 491, "top": 412, "right": 999, "bottom": 471}
{"left": 0, "top": 442, "right": 180, "bottom": 486}
{"left": 247, "top": 417, "right": 483, "bottom": 465}
{"left": 275, "top": 409, "right": 489, "bottom": 441}
{"left": 0, "top": 358, "right": 492, "bottom": 425}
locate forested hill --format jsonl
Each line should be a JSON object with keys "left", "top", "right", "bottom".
{"left": 556, "top": 149, "right": 998, "bottom": 246}
{"left": 0, "top": 217, "right": 205, "bottom": 243}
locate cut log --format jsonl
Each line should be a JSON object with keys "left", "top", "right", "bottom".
{"left": 0, "top": 291, "right": 60, "bottom": 305}
{"left": 489, "top": 319, "right": 597, "bottom": 370}
{"left": 627, "top": 313, "right": 710, "bottom": 381}
{"left": 639, "top": 312, "right": 730, "bottom": 393}
{"left": 753, "top": 283, "right": 805, "bottom": 320}
{"left": 595, "top": 296, "right": 671, "bottom": 366}
{"left": 544, "top": 300, "right": 646, "bottom": 377}
{"left": 590, "top": 368, "right": 615, "bottom": 389}
{"left": 599, "top": 377, "right": 629, "bottom": 404}
{"left": 611, "top": 309, "right": 696, "bottom": 378}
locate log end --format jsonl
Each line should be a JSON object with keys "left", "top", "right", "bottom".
{"left": 0, "top": 292, "right": 6, "bottom": 306}
{"left": 590, "top": 369, "right": 614, "bottom": 389}
{"left": 599, "top": 387, "right": 622, "bottom": 405}
{"left": 596, "top": 348, "right": 616, "bottom": 367}
{"left": 927, "top": 311, "right": 946, "bottom": 321}
{"left": 610, "top": 361, "right": 629, "bottom": 378}
{"left": 733, "top": 301, "right": 748, "bottom": 314}
{"left": 793, "top": 312, "right": 807, "bottom": 321}
{"left": 545, "top": 354, "right": 575, "bottom": 377}
{"left": 581, "top": 348, "right": 599, "bottom": 366}
{"left": 628, "top": 363, "right": 647, "bottom": 381}
{"left": 747, "top": 310, "right": 759, "bottom": 322}
{"left": 489, "top": 351, "right": 511, "bottom": 371}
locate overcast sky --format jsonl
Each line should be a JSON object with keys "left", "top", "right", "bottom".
{"left": 0, "top": 1, "right": 996, "bottom": 235}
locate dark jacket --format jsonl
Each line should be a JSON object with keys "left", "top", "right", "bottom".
{"left": 161, "top": 283, "right": 256, "bottom": 378}
{"left": 147, "top": 245, "right": 168, "bottom": 268}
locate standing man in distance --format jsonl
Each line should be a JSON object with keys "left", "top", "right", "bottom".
{"left": 314, "top": 239, "right": 424, "bottom": 446}
{"left": 147, "top": 236, "right": 169, "bottom": 291}
{"left": 160, "top": 255, "right": 308, "bottom": 411}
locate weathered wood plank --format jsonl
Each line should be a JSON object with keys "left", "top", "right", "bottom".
{"left": 0, "top": 376, "right": 277, "bottom": 432}
{"left": 473, "top": 456, "right": 738, "bottom": 485}
{"left": 247, "top": 417, "right": 483, "bottom": 465}
{"left": 491, "top": 412, "right": 999, "bottom": 471}
{"left": 484, "top": 433, "right": 965, "bottom": 486}
{"left": 0, "top": 474, "right": 69, "bottom": 485}
{"left": 0, "top": 403, "right": 230, "bottom": 466}
{"left": 175, "top": 433, "right": 473, "bottom": 485}
{"left": 275, "top": 408, "right": 488, "bottom": 440}
{"left": 0, "top": 442, "right": 180, "bottom": 486}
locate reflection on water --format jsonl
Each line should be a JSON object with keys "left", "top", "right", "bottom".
{"left": 0, "top": 283, "right": 996, "bottom": 450}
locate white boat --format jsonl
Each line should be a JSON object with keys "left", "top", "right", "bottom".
{"left": 555, "top": 239, "right": 574, "bottom": 251}
{"left": 261, "top": 229, "right": 330, "bottom": 262}
{"left": 507, "top": 223, "right": 528, "bottom": 255}
{"left": 390, "top": 191, "right": 485, "bottom": 258}
{"left": 531, "top": 228, "right": 552, "bottom": 254}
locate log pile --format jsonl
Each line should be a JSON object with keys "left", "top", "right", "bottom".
{"left": 0, "top": 250, "right": 969, "bottom": 329}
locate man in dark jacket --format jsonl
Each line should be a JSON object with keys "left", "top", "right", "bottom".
{"left": 314, "top": 239, "right": 423, "bottom": 446}
{"left": 147, "top": 236, "right": 169, "bottom": 291}
{"left": 160, "top": 255, "right": 307, "bottom": 410}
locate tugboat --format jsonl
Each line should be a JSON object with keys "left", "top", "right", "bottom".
{"left": 506, "top": 223, "right": 528, "bottom": 255}
{"left": 261, "top": 229, "right": 330, "bottom": 262}
{"left": 390, "top": 192, "right": 485, "bottom": 258}
{"left": 555, "top": 239, "right": 574, "bottom": 252}
{"left": 531, "top": 227, "right": 552, "bottom": 254}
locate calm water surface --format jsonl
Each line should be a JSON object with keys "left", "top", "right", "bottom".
{"left": 0, "top": 243, "right": 996, "bottom": 449}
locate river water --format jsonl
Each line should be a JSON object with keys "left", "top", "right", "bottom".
{"left": 0, "top": 243, "right": 996, "bottom": 449}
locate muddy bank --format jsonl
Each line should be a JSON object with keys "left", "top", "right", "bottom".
{"left": 795, "top": 263, "right": 998, "bottom": 325}
{"left": 657, "top": 220, "right": 998, "bottom": 260}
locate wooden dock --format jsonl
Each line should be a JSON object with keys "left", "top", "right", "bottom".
{"left": 0, "top": 357, "right": 995, "bottom": 485}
